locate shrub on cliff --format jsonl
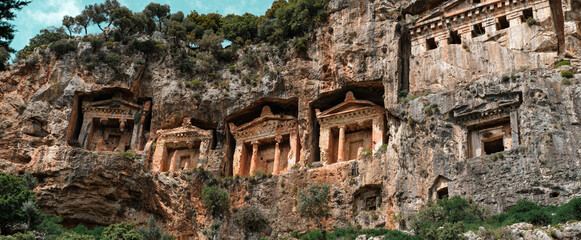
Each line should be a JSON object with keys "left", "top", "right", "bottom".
{"left": 410, "top": 196, "right": 486, "bottom": 239}
{"left": 0, "top": 173, "right": 36, "bottom": 231}
{"left": 50, "top": 41, "right": 76, "bottom": 59}
{"left": 138, "top": 216, "right": 175, "bottom": 240}
{"left": 201, "top": 185, "right": 229, "bottom": 216}
{"left": 233, "top": 206, "right": 268, "bottom": 234}
{"left": 102, "top": 223, "right": 143, "bottom": 240}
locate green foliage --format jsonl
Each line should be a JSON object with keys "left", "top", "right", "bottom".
{"left": 561, "top": 70, "right": 575, "bottom": 79}
{"left": 271, "top": 0, "right": 328, "bottom": 39}
{"left": 71, "top": 224, "right": 104, "bottom": 240}
{"left": 33, "top": 215, "right": 66, "bottom": 240}
{"left": 17, "top": 27, "right": 67, "bottom": 60}
{"left": 410, "top": 197, "right": 485, "bottom": 239}
{"left": 398, "top": 90, "right": 409, "bottom": 99}
{"left": 138, "top": 216, "right": 174, "bottom": 240}
{"left": 0, "top": 232, "right": 36, "bottom": 240}
{"left": 186, "top": 11, "right": 223, "bottom": 34}
{"left": 49, "top": 41, "right": 76, "bottom": 58}
{"left": 22, "top": 172, "right": 38, "bottom": 190}
{"left": 102, "top": 223, "right": 143, "bottom": 240}
{"left": 233, "top": 206, "right": 268, "bottom": 233}
{"left": 58, "top": 232, "right": 95, "bottom": 240}
{"left": 0, "top": 0, "right": 31, "bottom": 60}
{"left": 296, "top": 228, "right": 420, "bottom": 240}
{"left": 501, "top": 74, "right": 510, "bottom": 82}
{"left": 222, "top": 13, "right": 259, "bottom": 42}
{"left": 562, "top": 79, "right": 572, "bottom": 85}
{"left": 555, "top": 60, "right": 571, "bottom": 67}
{"left": 131, "top": 40, "right": 161, "bottom": 54}
{"left": 555, "top": 197, "right": 581, "bottom": 223}
{"left": 143, "top": 3, "right": 170, "bottom": 31}
{"left": 0, "top": 172, "right": 36, "bottom": 229}
{"left": 201, "top": 185, "right": 229, "bottom": 215}
{"left": 293, "top": 37, "right": 308, "bottom": 55}
{"left": 298, "top": 183, "right": 331, "bottom": 232}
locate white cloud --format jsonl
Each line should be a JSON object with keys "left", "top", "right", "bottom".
{"left": 25, "top": 0, "right": 82, "bottom": 26}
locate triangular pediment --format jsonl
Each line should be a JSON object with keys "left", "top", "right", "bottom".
{"left": 319, "top": 101, "right": 379, "bottom": 117}
{"left": 88, "top": 99, "right": 141, "bottom": 110}
{"left": 231, "top": 115, "right": 295, "bottom": 132}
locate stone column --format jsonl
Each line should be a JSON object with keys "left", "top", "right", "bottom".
{"left": 319, "top": 127, "right": 331, "bottom": 164}
{"left": 287, "top": 130, "right": 299, "bottom": 171}
{"left": 372, "top": 114, "right": 385, "bottom": 153}
{"left": 151, "top": 138, "right": 166, "bottom": 171}
{"left": 273, "top": 136, "right": 282, "bottom": 174}
{"left": 249, "top": 141, "right": 259, "bottom": 176}
{"left": 337, "top": 125, "right": 346, "bottom": 162}
{"left": 199, "top": 140, "right": 210, "bottom": 161}
{"left": 510, "top": 111, "right": 520, "bottom": 148}
{"left": 78, "top": 116, "right": 93, "bottom": 148}
{"left": 168, "top": 150, "right": 178, "bottom": 171}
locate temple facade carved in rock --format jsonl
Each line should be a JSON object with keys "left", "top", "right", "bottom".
{"left": 150, "top": 118, "right": 213, "bottom": 172}
{"left": 316, "top": 92, "right": 386, "bottom": 164}
{"left": 230, "top": 106, "right": 299, "bottom": 176}
{"left": 410, "top": 0, "right": 552, "bottom": 54}
{"left": 454, "top": 92, "right": 521, "bottom": 158}
{"left": 76, "top": 91, "right": 151, "bottom": 152}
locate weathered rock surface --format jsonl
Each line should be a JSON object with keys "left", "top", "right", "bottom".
{"left": 0, "top": 0, "right": 580, "bottom": 239}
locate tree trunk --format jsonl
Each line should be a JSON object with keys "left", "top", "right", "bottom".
{"left": 316, "top": 217, "right": 326, "bottom": 240}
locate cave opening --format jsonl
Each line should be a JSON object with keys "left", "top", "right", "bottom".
{"left": 496, "top": 16, "right": 510, "bottom": 30}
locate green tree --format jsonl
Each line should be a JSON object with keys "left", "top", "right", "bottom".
{"left": 110, "top": 6, "right": 134, "bottom": 35}
{"left": 17, "top": 27, "right": 67, "bottom": 60}
{"left": 143, "top": 3, "right": 170, "bottom": 31}
{"left": 189, "top": 29, "right": 223, "bottom": 52}
{"left": 169, "top": 11, "right": 184, "bottom": 22}
{"left": 233, "top": 206, "right": 267, "bottom": 235}
{"left": 264, "top": 0, "right": 288, "bottom": 19}
{"left": 21, "top": 199, "right": 38, "bottom": 228}
{"left": 22, "top": 171, "right": 38, "bottom": 190}
{"left": 138, "top": 216, "right": 161, "bottom": 240}
{"left": 0, "top": 0, "right": 31, "bottom": 49}
{"left": 166, "top": 20, "right": 186, "bottom": 43}
{"left": 57, "top": 232, "right": 94, "bottom": 240}
{"left": 186, "top": 11, "right": 223, "bottom": 34}
{"left": 84, "top": 4, "right": 107, "bottom": 31}
{"left": 74, "top": 12, "right": 91, "bottom": 35}
{"left": 201, "top": 185, "right": 229, "bottom": 216}
{"left": 102, "top": 223, "right": 143, "bottom": 240}
{"left": 62, "top": 15, "right": 75, "bottom": 37}
{"left": 273, "top": 0, "right": 327, "bottom": 39}
{"left": 0, "top": 172, "right": 36, "bottom": 232}
{"left": 298, "top": 184, "right": 331, "bottom": 240}
{"left": 221, "top": 13, "right": 259, "bottom": 43}
{"left": 138, "top": 216, "right": 174, "bottom": 240}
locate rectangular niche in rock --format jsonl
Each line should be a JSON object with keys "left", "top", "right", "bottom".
{"left": 316, "top": 92, "right": 385, "bottom": 164}
{"left": 151, "top": 118, "right": 213, "bottom": 172}
{"left": 75, "top": 91, "right": 151, "bottom": 152}
{"left": 454, "top": 92, "right": 521, "bottom": 158}
{"left": 230, "top": 106, "right": 299, "bottom": 176}
{"left": 353, "top": 185, "right": 382, "bottom": 212}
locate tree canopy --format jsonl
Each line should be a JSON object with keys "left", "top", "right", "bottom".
{"left": 0, "top": 172, "right": 36, "bottom": 230}
{"left": 0, "top": 0, "right": 30, "bottom": 70}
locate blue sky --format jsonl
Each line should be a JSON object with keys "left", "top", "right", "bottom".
{"left": 9, "top": 0, "right": 274, "bottom": 53}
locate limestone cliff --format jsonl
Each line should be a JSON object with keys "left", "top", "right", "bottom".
{"left": 0, "top": 0, "right": 581, "bottom": 239}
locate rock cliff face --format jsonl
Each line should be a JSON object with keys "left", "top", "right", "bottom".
{"left": 1, "top": 0, "right": 581, "bottom": 239}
